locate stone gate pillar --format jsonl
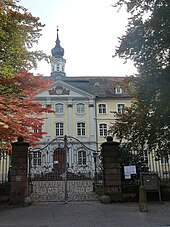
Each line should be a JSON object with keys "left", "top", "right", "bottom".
{"left": 9, "top": 136, "right": 29, "bottom": 205}
{"left": 101, "top": 136, "right": 122, "bottom": 202}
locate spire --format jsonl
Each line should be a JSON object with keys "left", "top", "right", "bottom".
{"left": 51, "top": 27, "right": 66, "bottom": 79}
{"left": 57, "top": 26, "right": 59, "bottom": 41}
{"left": 51, "top": 27, "right": 64, "bottom": 58}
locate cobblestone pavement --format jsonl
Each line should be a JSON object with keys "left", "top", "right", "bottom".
{"left": 0, "top": 201, "right": 170, "bottom": 227}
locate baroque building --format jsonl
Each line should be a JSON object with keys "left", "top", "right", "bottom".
{"left": 32, "top": 29, "right": 131, "bottom": 176}
{"left": 30, "top": 29, "right": 170, "bottom": 191}
{"left": 35, "top": 28, "right": 131, "bottom": 150}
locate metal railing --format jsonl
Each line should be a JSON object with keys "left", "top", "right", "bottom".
{"left": 0, "top": 150, "right": 11, "bottom": 183}
{"left": 120, "top": 149, "right": 170, "bottom": 186}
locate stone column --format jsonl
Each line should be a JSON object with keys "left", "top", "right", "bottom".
{"left": 9, "top": 136, "right": 29, "bottom": 205}
{"left": 101, "top": 136, "right": 122, "bottom": 201}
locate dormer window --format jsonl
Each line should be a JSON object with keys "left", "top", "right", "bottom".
{"left": 94, "top": 82, "right": 101, "bottom": 87}
{"left": 115, "top": 86, "right": 122, "bottom": 94}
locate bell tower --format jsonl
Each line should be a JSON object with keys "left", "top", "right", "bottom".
{"left": 51, "top": 27, "right": 66, "bottom": 79}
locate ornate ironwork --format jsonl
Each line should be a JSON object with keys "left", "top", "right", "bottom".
{"left": 28, "top": 135, "right": 102, "bottom": 202}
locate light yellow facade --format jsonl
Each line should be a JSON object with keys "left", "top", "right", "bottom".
{"left": 35, "top": 79, "right": 132, "bottom": 152}
{"left": 95, "top": 98, "right": 132, "bottom": 148}
{"left": 36, "top": 79, "right": 97, "bottom": 151}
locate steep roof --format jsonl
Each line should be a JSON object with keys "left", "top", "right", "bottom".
{"left": 43, "top": 75, "right": 131, "bottom": 98}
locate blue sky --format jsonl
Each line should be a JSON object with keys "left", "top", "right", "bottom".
{"left": 20, "top": 0, "right": 137, "bottom": 77}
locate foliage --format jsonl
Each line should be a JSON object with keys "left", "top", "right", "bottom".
{"left": 0, "top": 71, "right": 53, "bottom": 149}
{"left": 111, "top": 0, "right": 170, "bottom": 157}
{"left": 0, "top": 1, "right": 54, "bottom": 150}
{"left": 0, "top": 0, "right": 49, "bottom": 79}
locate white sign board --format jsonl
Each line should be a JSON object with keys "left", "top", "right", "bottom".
{"left": 124, "top": 165, "right": 136, "bottom": 179}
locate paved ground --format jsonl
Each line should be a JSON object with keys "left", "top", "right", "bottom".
{"left": 0, "top": 201, "right": 170, "bottom": 227}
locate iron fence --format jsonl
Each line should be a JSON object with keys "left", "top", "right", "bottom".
{"left": 0, "top": 149, "right": 11, "bottom": 183}
{"left": 120, "top": 149, "right": 170, "bottom": 186}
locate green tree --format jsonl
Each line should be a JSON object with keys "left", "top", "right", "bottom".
{"left": 111, "top": 0, "right": 170, "bottom": 157}
{"left": 0, "top": 0, "right": 48, "bottom": 79}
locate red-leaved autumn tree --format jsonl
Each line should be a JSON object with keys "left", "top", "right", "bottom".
{"left": 0, "top": 71, "right": 53, "bottom": 149}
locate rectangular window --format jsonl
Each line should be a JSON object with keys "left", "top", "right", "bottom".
{"left": 77, "top": 122, "right": 85, "bottom": 136}
{"left": 99, "top": 124, "right": 107, "bottom": 136}
{"left": 78, "top": 150, "right": 86, "bottom": 165}
{"left": 117, "top": 104, "right": 125, "bottom": 114}
{"left": 33, "top": 151, "right": 41, "bottom": 166}
{"left": 99, "top": 104, "right": 106, "bottom": 114}
{"left": 56, "top": 123, "right": 64, "bottom": 136}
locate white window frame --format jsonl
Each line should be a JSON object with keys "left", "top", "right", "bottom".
{"left": 98, "top": 104, "right": 106, "bottom": 114}
{"left": 115, "top": 86, "right": 123, "bottom": 94}
{"left": 76, "top": 103, "right": 85, "bottom": 114}
{"left": 33, "top": 151, "right": 41, "bottom": 166}
{"left": 77, "top": 122, "right": 86, "bottom": 136}
{"left": 117, "top": 103, "right": 125, "bottom": 114}
{"left": 78, "top": 150, "right": 87, "bottom": 165}
{"left": 55, "top": 103, "right": 64, "bottom": 114}
{"left": 99, "top": 123, "right": 108, "bottom": 137}
{"left": 55, "top": 122, "right": 64, "bottom": 136}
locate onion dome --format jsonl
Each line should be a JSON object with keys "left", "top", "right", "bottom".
{"left": 51, "top": 28, "right": 64, "bottom": 58}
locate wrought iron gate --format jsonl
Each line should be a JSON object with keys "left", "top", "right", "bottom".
{"left": 28, "top": 135, "right": 102, "bottom": 202}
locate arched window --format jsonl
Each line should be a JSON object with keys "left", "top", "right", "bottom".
{"left": 76, "top": 103, "right": 85, "bottom": 114}
{"left": 55, "top": 103, "right": 64, "bottom": 114}
{"left": 115, "top": 86, "right": 123, "bottom": 94}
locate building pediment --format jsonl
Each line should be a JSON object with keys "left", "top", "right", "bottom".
{"left": 36, "top": 80, "right": 94, "bottom": 99}
{"left": 49, "top": 84, "right": 70, "bottom": 95}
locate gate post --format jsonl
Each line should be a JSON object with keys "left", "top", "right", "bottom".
{"left": 101, "top": 136, "right": 122, "bottom": 202}
{"left": 9, "top": 136, "right": 29, "bottom": 205}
